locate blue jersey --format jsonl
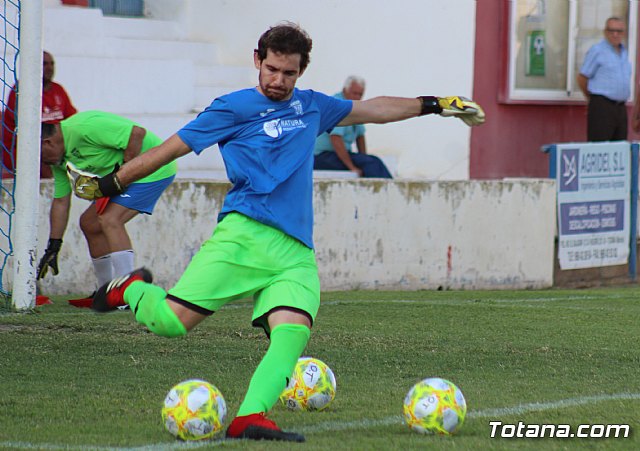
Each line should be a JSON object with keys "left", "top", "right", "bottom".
{"left": 177, "top": 87, "right": 352, "bottom": 248}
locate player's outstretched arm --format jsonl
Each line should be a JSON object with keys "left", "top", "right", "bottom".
{"left": 117, "top": 134, "right": 190, "bottom": 186}
{"left": 341, "top": 97, "right": 422, "bottom": 125}
{"left": 70, "top": 134, "right": 191, "bottom": 200}
{"left": 342, "top": 95, "right": 485, "bottom": 127}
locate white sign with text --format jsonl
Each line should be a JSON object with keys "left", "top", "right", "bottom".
{"left": 556, "top": 142, "right": 630, "bottom": 269}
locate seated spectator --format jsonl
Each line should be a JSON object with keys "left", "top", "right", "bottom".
{"left": 2, "top": 50, "right": 77, "bottom": 178}
{"left": 313, "top": 76, "right": 392, "bottom": 178}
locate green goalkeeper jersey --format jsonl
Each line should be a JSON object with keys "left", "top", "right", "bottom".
{"left": 51, "top": 110, "right": 177, "bottom": 198}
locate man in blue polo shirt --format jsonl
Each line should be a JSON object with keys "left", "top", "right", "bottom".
{"left": 577, "top": 16, "right": 631, "bottom": 141}
{"left": 74, "top": 22, "right": 485, "bottom": 442}
{"left": 313, "top": 75, "right": 393, "bottom": 178}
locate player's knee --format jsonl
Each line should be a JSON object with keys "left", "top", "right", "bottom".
{"left": 79, "top": 212, "right": 101, "bottom": 236}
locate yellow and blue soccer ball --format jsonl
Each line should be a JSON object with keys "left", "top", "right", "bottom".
{"left": 403, "top": 377, "right": 466, "bottom": 435}
{"left": 280, "top": 356, "right": 337, "bottom": 411}
{"left": 161, "top": 379, "right": 227, "bottom": 440}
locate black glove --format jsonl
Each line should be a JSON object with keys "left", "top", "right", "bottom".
{"left": 98, "top": 163, "right": 125, "bottom": 198}
{"left": 37, "top": 238, "right": 63, "bottom": 279}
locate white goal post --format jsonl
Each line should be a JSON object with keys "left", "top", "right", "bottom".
{"left": 10, "top": 1, "right": 43, "bottom": 310}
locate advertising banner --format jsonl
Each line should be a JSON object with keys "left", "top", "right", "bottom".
{"left": 556, "top": 142, "right": 630, "bottom": 269}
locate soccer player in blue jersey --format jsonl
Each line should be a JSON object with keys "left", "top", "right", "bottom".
{"left": 78, "top": 22, "right": 484, "bottom": 442}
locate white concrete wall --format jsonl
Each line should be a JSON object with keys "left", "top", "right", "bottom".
{"left": 42, "top": 0, "right": 477, "bottom": 179}
{"left": 313, "top": 179, "right": 556, "bottom": 290}
{"left": 0, "top": 178, "right": 556, "bottom": 295}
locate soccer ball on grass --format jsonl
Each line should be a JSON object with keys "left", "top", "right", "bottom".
{"left": 161, "top": 379, "right": 227, "bottom": 440}
{"left": 280, "top": 356, "right": 336, "bottom": 411}
{"left": 403, "top": 377, "right": 466, "bottom": 435}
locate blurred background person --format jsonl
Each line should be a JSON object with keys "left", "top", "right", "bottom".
{"left": 2, "top": 50, "right": 77, "bottom": 178}
{"left": 577, "top": 17, "right": 630, "bottom": 142}
{"left": 313, "top": 76, "right": 392, "bottom": 178}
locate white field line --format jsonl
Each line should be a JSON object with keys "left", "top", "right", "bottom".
{"left": 300, "top": 392, "right": 640, "bottom": 433}
{"left": 1, "top": 393, "right": 638, "bottom": 450}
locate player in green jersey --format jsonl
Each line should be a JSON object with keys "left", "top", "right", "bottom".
{"left": 38, "top": 110, "right": 176, "bottom": 304}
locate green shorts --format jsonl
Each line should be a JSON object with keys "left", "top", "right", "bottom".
{"left": 168, "top": 213, "right": 320, "bottom": 333}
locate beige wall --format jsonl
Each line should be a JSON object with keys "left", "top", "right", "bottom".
{"left": 2, "top": 178, "right": 556, "bottom": 295}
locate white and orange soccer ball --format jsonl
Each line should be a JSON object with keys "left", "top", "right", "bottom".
{"left": 403, "top": 377, "right": 466, "bottom": 435}
{"left": 280, "top": 356, "right": 337, "bottom": 411}
{"left": 161, "top": 379, "right": 227, "bottom": 440}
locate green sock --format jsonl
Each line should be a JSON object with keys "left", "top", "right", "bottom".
{"left": 124, "top": 282, "right": 187, "bottom": 338}
{"left": 236, "top": 323, "right": 310, "bottom": 416}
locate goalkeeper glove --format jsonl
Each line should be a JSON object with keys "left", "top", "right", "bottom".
{"left": 418, "top": 96, "right": 486, "bottom": 126}
{"left": 66, "top": 162, "right": 125, "bottom": 201}
{"left": 37, "top": 238, "right": 63, "bottom": 279}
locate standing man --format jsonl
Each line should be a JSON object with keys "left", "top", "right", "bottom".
{"left": 37, "top": 110, "right": 176, "bottom": 305}
{"left": 2, "top": 51, "right": 77, "bottom": 178}
{"left": 73, "top": 23, "right": 484, "bottom": 442}
{"left": 577, "top": 16, "right": 631, "bottom": 142}
{"left": 313, "top": 75, "right": 392, "bottom": 178}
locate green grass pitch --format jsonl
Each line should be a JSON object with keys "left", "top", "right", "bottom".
{"left": 1, "top": 287, "right": 639, "bottom": 450}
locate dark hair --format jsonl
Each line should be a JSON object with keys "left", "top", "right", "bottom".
{"left": 255, "top": 22, "right": 312, "bottom": 72}
{"left": 41, "top": 122, "right": 56, "bottom": 139}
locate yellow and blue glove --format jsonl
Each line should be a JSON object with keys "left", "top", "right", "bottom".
{"left": 66, "top": 162, "right": 124, "bottom": 201}
{"left": 418, "top": 95, "right": 486, "bottom": 126}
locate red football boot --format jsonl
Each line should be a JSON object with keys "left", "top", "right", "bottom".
{"left": 67, "top": 292, "right": 95, "bottom": 308}
{"left": 226, "top": 413, "right": 305, "bottom": 442}
{"left": 91, "top": 268, "right": 152, "bottom": 312}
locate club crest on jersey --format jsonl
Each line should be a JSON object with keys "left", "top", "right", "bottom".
{"left": 289, "top": 100, "right": 304, "bottom": 116}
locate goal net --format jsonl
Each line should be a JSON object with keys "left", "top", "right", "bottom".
{"left": 1, "top": 1, "right": 20, "bottom": 299}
